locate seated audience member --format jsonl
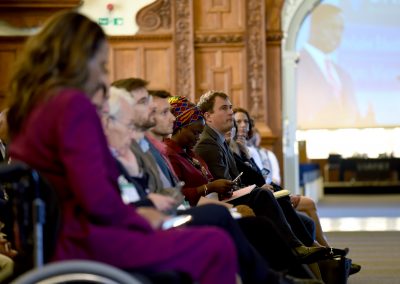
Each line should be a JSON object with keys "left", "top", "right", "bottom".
{"left": 248, "top": 127, "right": 281, "bottom": 184}
{"left": 236, "top": 109, "right": 335, "bottom": 249}
{"left": 6, "top": 12, "right": 239, "bottom": 283}
{"left": 232, "top": 108, "right": 360, "bottom": 274}
{"left": 149, "top": 93, "right": 314, "bottom": 272}
{"left": 162, "top": 96, "right": 331, "bottom": 266}
{"left": 194, "top": 91, "right": 323, "bottom": 249}
{"left": 104, "top": 83, "right": 322, "bottom": 283}
{"left": 248, "top": 126, "right": 330, "bottom": 247}
{"left": 110, "top": 79, "right": 185, "bottom": 203}
{"left": 232, "top": 108, "right": 317, "bottom": 244}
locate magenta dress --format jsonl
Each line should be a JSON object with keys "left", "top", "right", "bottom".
{"left": 9, "top": 89, "right": 238, "bottom": 283}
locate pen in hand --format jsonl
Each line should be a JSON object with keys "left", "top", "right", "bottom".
{"left": 232, "top": 172, "right": 243, "bottom": 184}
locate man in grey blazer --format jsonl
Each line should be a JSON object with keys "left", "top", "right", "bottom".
{"left": 194, "top": 91, "right": 328, "bottom": 260}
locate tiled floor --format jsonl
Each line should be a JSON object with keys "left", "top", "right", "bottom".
{"left": 316, "top": 194, "right": 400, "bottom": 232}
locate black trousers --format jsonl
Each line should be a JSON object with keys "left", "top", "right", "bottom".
{"left": 277, "top": 196, "right": 315, "bottom": 246}
{"left": 230, "top": 188, "right": 315, "bottom": 248}
{"left": 180, "top": 204, "right": 298, "bottom": 284}
{"left": 236, "top": 216, "right": 306, "bottom": 273}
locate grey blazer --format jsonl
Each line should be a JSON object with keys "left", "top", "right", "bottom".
{"left": 194, "top": 125, "right": 239, "bottom": 180}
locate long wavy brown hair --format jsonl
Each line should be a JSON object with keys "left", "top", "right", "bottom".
{"left": 7, "top": 11, "right": 106, "bottom": 138}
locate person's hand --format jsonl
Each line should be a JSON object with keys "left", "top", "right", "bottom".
{"left": 136, "top": 207, "right": 169, "bottom": 229}
{"left": 236, "top": 134, "right": 247, "bottom": 146}
{"left": 235, "top": 135, "right": 250, "bottom": 158}
{"left": 208, "top": 179, "right": 234, "bottom": 194}
{"left": 261, "top": 183, "right": 274, "bottom": 192}
{"left": 148, "top": 193, "right": 178, "bottom": 212}
{"left": 206, "top": 179, "right": 234, "bottom": 200}
{"left": 0, "top": 237, "right": 17, "bottom": 258}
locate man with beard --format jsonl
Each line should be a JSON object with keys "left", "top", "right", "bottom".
{"left": 111, "top": 78, "right": 172, "bottom": 196}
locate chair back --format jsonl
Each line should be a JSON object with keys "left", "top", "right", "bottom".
{"left": 0, "top": 162, "right": 61, "bottom": 277}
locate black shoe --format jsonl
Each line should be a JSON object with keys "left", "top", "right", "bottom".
{"left": 280, "top": 274, "right": 324, "bottom": 284}
{"left": 329, "top": 247, "right": 349, "bottom": 257}
{"left": 349, "top": 263, "right": 361, "bottom": 275}
{"left": 293, "top": 246, "right": 330, "bottom": 264}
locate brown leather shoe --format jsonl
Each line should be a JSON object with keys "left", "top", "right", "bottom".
{"left": 349, "top": 263, "right": 361, "bottom": 275}
{"left": 293, "top": 246, "right": 330, "bottom": 264}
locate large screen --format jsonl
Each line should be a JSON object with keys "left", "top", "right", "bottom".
{"left": 296, "top": 0, "right": 400, "bottom": 129}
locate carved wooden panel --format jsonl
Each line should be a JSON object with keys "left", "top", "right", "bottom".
{"left": 195, "top": 47, "right": 246, "bottom": 108}
{"left": 0, "top": 0, "right": 82, "bottom": 28}
{"left": 194, "top": 0, "right": 245, "bottom": 32}
{"left": 246, "top": 0, "right": 267, "bottom": 122}
{"left": 174, "top": 0, "right": 194, "bottom": 99}
{"left": 108, "top": 38, "right": 175, "bottom": 94}
{"left": 136, "top": 0, "right": 172, "bottom": 34}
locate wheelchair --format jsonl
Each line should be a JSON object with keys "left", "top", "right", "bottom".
{"left": 0, "top": 162, "right": 191, "bottom": 284}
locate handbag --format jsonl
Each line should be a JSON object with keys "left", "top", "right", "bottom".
{"left": 318, "top": 255, "right": 352, "bottom": 284}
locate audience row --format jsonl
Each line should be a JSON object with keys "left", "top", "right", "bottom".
{"left": 0, "top": 11, "right": 360, "bottom": 284}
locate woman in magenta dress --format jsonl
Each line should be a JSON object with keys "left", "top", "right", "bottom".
{"left": 6, "top": 11, "right": 238, "bottom": 283}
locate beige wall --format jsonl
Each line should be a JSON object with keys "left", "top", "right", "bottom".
{"left": 79, "top": 0, "right": 154, "bottom": 35}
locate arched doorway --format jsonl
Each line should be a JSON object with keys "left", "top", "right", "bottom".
{"left": 281, "top": 0, "right": 320, "bottom": 194}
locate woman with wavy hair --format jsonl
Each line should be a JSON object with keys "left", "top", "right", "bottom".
{"left": 7, "top": 11, "right": 238, "bottom": 283}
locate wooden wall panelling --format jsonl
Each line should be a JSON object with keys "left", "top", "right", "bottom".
{"left": 0, "top": 45, "right": 18, "bottom": 90}
{"left": 108, "top": 36, "right": 175, "bottom": 94}
{"left": 194, "top": 0, "right": 245, "bottom": 31}
{"left": 0, "top": 0, "right": 287, "bottom": 179}
{"left": 0, "top": 47, "right": 17, "bottom": 110}
{"left": 0, "top": 0, "right": 82, "bottom": 28}
{"left": 194, "top": 47, "right": 246, "bottom": 107}
{"left": 134, "top": 0, "right": 177, "bottom": 94}
{"left": 265, "top": 41, "right": 283, "bottom": 167}
{"left": 193, "top": 0, "right": 246, "bottom": 106}
{"left": 144, "top": 46, "right": 174, "bottom": 91}
{"left": 265, "top": 0, "right": 285, "bottom": 178}
{"left": 108, "top": 40, "right": 143, "bottom": 82}
{"left": 0, "top": 37, "right": 26, "bottom": 110}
